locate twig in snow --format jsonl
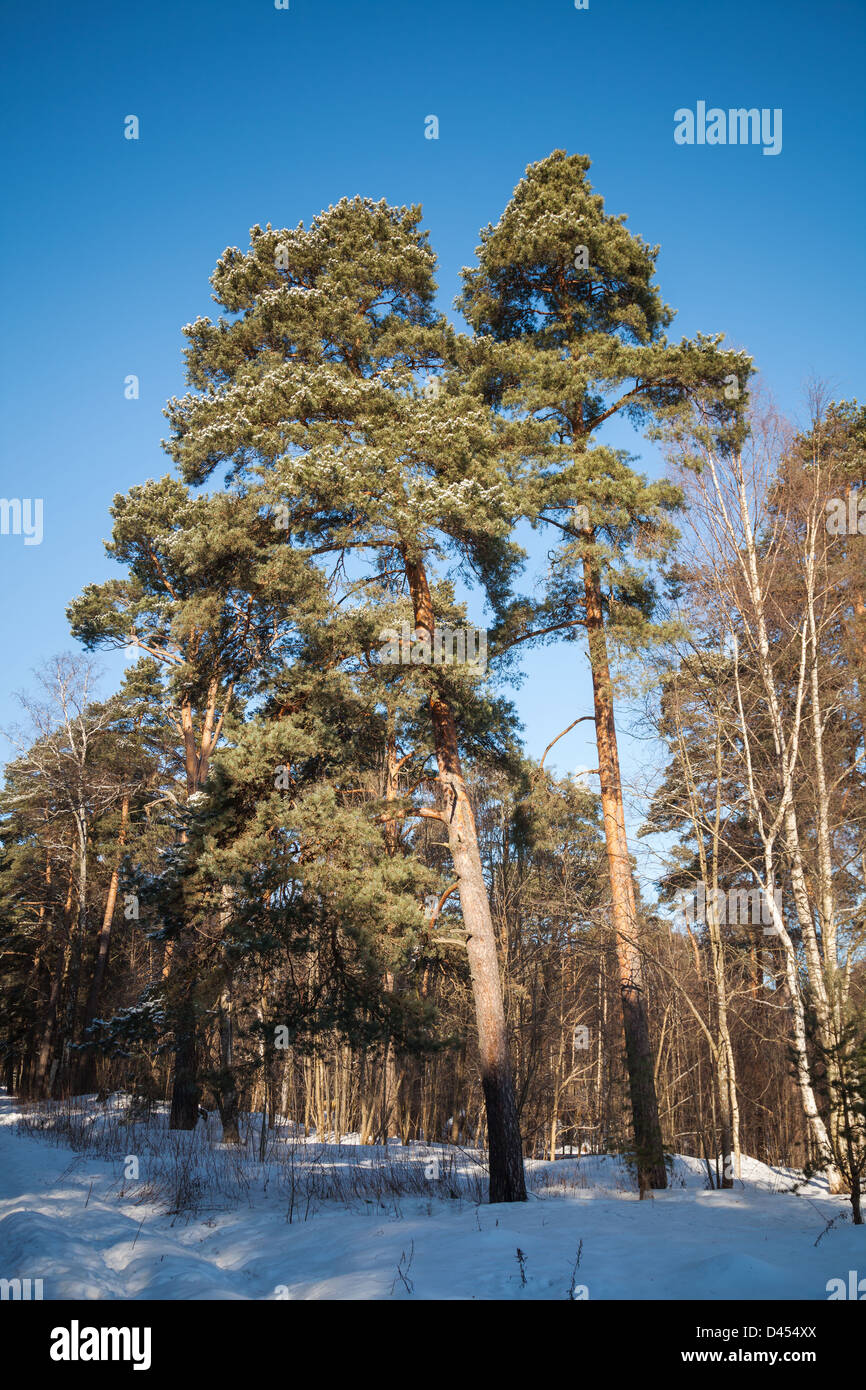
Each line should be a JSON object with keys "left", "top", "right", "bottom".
{"left": 390, "top": 1239, "right": 415, "bottom": 1296}
{"left": 567, "top": 1239, "right": 584, "bottom": 1299}
{"left": 814, "top": 1211, "right": 848, "bottom": 1247}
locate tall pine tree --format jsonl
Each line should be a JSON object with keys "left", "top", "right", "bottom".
{"left": 163, "top": 199, "right": 533, "bottom": 1198}
{"left": 459, "top": 151, "right": 749, "bottom": 1187}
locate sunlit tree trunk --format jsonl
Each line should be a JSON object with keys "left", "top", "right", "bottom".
{"left": 583, "top": 557, "right": 667, "bottom": 1189}
{"left": 404, "top": 553, "right": 527, "bottom": 1202}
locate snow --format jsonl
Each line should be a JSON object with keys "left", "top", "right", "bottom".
{"left": 0, "top": 1091, "right": 862, "bottom": 1301}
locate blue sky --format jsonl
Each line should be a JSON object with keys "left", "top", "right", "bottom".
{"left": 1, "top": 0, "right": 864, "bottom": 887}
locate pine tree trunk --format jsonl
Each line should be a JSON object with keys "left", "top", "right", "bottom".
{"left": 582, "top": 557, "right": 667, "bottom": 1189}
{"left": 61, "top": 810, "right": 89, "bottom": 1092}
{"left": 78, "top": 794, "right": 130, "bottom": 1092}
{"left": 34, "top": 937, "right": 70, "bottom": 1097}
{"left": 404, "top": 554, "right": 527, "bottom": 1202}
{"left": 33, "top": 869, "right": 76, "bottom": 1097}
{"left": 169, "top": 946, "right": 200, "bottom": 1131}
{"left": 169, "top": 998, "right": 200, "bottom": 1130}
{"left": 217, "top": 984, "right": 240, "bottom": 1143}
{"left": 167, "top": 737, "right": 213, "bottom": 1130}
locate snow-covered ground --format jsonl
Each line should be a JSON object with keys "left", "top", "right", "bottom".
{"left": 0, "top": 1091, "right": 862, "bottom": 1300}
